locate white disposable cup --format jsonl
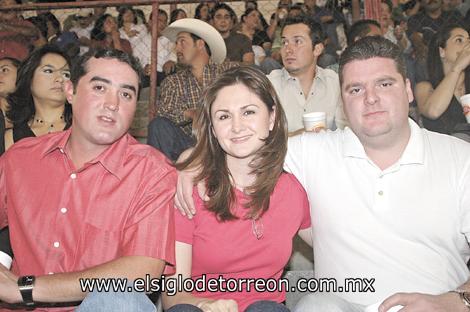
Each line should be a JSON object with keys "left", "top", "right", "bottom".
{"left": 302, "top": 112, "right": 326, "bottom": 132}
{"left": 460, "top": 94, "right": 470, "bottom": 123}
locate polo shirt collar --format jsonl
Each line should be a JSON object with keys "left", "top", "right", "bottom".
{"left": 342, "top": 118, "right": 424, "bottom": 165}
{"left": 400, "top": 119, "right": 424, "bottom": 165}
{"left": 42, "top": 129, "right": 130, "bottom": 180}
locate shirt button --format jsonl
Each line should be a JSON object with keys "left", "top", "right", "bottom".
{"left": 53, "top": 241, "right": 60, "bottom": 248}
{"left": 48, "top": 272, "right": 54, "bottom": 275}
{"left": 70, "top": 173, "right": 77, "bottom": 179}
{"left": 59, "top": 148, "right": 64, "bottom": 154}
{"left": 60, "top": 208, "right": 67, "bottom": 214}
{"left": 378, "top": 190, "right": 384, "bottom": 196}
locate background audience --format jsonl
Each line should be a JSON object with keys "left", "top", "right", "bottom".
{"left": 4, "top": 45, "right": 72, "bottom": 151}
{"left": 415, "top": 23, "right": 469, "bottom": 134}
{"left": 118, "top": 6, "right": 151, "bottom": 70}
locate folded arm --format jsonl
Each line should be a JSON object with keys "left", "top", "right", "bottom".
{"left": 0, "top": 255, "right": 165, "bottom": 304}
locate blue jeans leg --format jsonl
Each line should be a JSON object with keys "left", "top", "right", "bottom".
{"left": 147, "top": 116, "right": 195, "bottom": 162}
{"left": 76, "top": 289, "right": 156, "bottom": 312}
{"left": 166, "top": 303, "right": 203, "bottom": 312}
{"left": 245, "top": 300, "right": 290, "bottom": 312}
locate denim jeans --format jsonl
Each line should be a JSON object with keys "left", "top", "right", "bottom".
{"left": 76, "top": 289, "right": 156, "bottom": 312}
{"left": 167, "top": 300, "right": 289, "bottom": 312}
{"left": 147, "top": 116, "right": 195, "bottom": 162}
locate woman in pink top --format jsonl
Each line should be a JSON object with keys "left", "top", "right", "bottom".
{"left": 163, "top": 66, "right": 312, "bottom": 312}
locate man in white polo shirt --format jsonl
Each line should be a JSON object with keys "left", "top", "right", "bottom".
{"left": 287, "top": 36, "right": 470, "bottom": 311}
{"left": 176, "top": 36, "right": 470, "bottom": 312}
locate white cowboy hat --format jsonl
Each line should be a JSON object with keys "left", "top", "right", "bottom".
{"left": 162, "top": 18, "right": 227, "bottom": 64}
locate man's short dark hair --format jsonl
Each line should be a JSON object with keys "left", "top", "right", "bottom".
{"left": 71, "top": 49, "right": 143, "bottom": 93}
{"left": 347, "top": 19, "right": 381, "bottom": 46}
{"left": 189, "top": 33, "right": 212, "bottom": 57}
{"left": 211, "top": 2, "right": 236, "bottom": 21}
{"left": 0, "top": 57, "right": 20, "bottom": 68}
{"left": 281, "top": 15, "right": 325, "bottom": 47}
{"left": 339, "top": 36, "right": 407, "bottom": 84}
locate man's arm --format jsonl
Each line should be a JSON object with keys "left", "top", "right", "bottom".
{"left": 379, "top": 280, "right": 470, "bottom": 312}
{"left": 0, "top": 255, "right": 165, "bottom": 304}
{"left": 175, "top": 133, "right": 314, "bottom": 219}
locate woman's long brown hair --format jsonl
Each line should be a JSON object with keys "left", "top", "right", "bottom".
{"left": 176, "top": 66, "right": 288, "bottom": 221}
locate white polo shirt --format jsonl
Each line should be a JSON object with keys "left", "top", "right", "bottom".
{"left": 267, "top": 66, "right": 348, "bottom": 132}
{"left": 285, "top": 120, "right": 470, "bottom": 305}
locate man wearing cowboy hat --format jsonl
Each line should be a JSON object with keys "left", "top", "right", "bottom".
{"left": 147, "top": 18, "right": 237, "bottom": 162}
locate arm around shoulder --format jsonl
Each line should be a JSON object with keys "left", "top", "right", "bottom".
{"left": 4, "top": 129, "right": 13, "bottom": 152}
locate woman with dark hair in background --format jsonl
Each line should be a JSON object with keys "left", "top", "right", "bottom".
{"left": 415, "top": 23, "right": 470, "bottom": 134}
{"left": 91, "top": 14, "right": 132, "bottom": 55}
{"left": 0, "top": 56, "right": 21, "bottom": 131}
{"left": 162, "top": 66, "right": 311, "bottom": 312}
{"left": 0, "top": 54, "right": 22, "bottom": 270}
{"left": 4, "top": 45, "right": 72, "bottom": 151}
{"left": 238, "top": 8, "right": 273, "bottom": 66}
{"left": 194, "top": 2, "right": 211, "bottom": 22}
{"left": 170, "top": 8, "right": 187, "bottom": 24}
{"left": 0, "top": 50, "right": 26, "bottom": 157}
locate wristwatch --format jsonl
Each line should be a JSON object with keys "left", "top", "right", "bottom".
{"left": 450, "top": 289, "right": 470, "bottom": 310}
{"left": 17, "top": 275, "right": 35, "bottom": 307}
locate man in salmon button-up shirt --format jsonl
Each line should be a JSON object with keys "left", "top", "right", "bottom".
{"left": 0, "top": 49, "right": 176, "bottom": 311}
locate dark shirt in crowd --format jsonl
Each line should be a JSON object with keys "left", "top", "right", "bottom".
{"left": 224, "top": 32, "right": 253, "bottom": 63}
{"left": 421, "top": 96, "right": 467, "bottom": 134}
{"left": 407, "top": 10, "right": 464, "bottom": 45}
{"left": 12, "top": 121, "right": 72, "bottom": 144}
{"left": 253, "top": 30, "right": 271, "bottom": 47}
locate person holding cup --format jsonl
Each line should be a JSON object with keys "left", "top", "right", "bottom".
{"left": 415, "top": 23, "right": 470, "bottom": 134}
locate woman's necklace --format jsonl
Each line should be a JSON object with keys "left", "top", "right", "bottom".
{"left": 32, "top": 115, "right": 64, "bottom": 133}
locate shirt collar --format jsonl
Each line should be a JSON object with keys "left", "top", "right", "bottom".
{"left": 342, "top": 118, "right": 424, "bottom": 165}
{"left": 42, "top": 128, "right": 72, "bottom": 156}
{"left": 42, "top": 129, "right": 132, "bottom": 180}
{"left": 399, "top": 119, "right": 424, "bottom": 165}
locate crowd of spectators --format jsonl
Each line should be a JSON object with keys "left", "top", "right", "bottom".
{"left": 0, "top": 0, "right": 468, "bottom": 154}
